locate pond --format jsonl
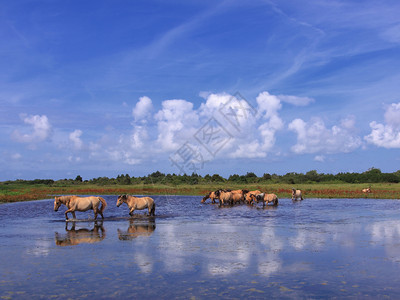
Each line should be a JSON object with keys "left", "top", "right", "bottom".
{"left": 1, "top": 196, "right": 400, "bottom": 299}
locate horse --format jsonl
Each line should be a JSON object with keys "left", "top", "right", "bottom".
{"left": 255, "top": 193, "right": 279, "bottom": 206}
{"left": 201, "top": 191, "right": 219, "bottom": 204}
{"left": 117, "top": 218, "right": 156, "bottom": 240}
{"left": 362, "top": 187, "right": 371, "bottom": 193}
{"left": 230, "top": 189, "right": 249, "bottom": 204}
{"left": 214, "top": 189, "right": 233, "bottom": 206}
{"left": 117, "top": 194, "right": 156, "bottom": 216}
{"left": 245, "top": 190, "right": 261, "bottom": 204}
{"left": 291, "top": 188, "right": 303, "bottom": 201}
{"left": 55, "top": 221, "right": 106, "bottom": 246}
{"left": 54, "top": 195, "right": 107, "bottom": 220}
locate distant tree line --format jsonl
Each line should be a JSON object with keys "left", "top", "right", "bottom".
{"left": 2, "top": 168, "right": 400, "bottom": 186}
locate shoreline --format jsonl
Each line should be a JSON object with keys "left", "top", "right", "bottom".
{"left": 1, "top": 182, "right": 400, "bottom": 203}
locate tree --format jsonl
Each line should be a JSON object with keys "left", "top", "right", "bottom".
{"left": 75, "top": 175, "right": 83, "bottom": 182}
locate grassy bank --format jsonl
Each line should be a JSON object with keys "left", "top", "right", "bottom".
{"left": 1, "top": 182, "right": 400, "bottom": 203}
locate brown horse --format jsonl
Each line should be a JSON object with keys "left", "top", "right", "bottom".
{"left": 54, "top": 195, "right": 107, "bottom": 220}
{"left": 201, "top": 191, "right": 219, "bottom": 204}
{"left": 55, "top": 222, "right": 106, "bottom": 246}
{"left": 245, "top": 190, "right": 261, "bottom": 204}
{"left": 117, "top": 194, "right": 156, "bottom": 216}
{"left": 117, "top": 218, "right": 156, "bottom": 240}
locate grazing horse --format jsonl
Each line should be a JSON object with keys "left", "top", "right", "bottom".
{"left": 54, "top": 195, "right": 107, "bottom": 220}
{"left": 201, "top": 191, "right": 218, "bottom": 204}
{"left": 291, "top": 188, "right": 303, "bottom": 201}
{"left": 214, "top": 190, "right": 233, "bottom": 206}
{"left": 117, "top": 195, "right": 156, "bottom": 216}
{"left": 55, "top": 222, "right": 106, "bottom": 246}
{"left": 245, "top": 190, "right": 261, "bottom": 204}
{"left": 362, "top": 187, "right": 371, "bottom": 193}
{"left": 255, "top": 193, "right": 279, "bottom": 206}
{"left": 117, "top": 218, "right": 156, "bottom": 240}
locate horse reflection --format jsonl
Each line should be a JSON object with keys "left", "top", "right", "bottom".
{"left": 55, "top": 222, "right": 106, "bottom": 246}
{"left": 117, "top": 218, "right": 156, "bottom": 240}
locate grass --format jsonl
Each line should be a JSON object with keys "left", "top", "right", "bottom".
{"left": 1, "top": 182, "right": 400, "bottom": 203}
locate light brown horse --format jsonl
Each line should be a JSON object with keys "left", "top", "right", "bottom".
{"left": 117, "top": 218, "right": 156, "bottom": 240}
{"left": 231, "top": 189, "right": 249, "bottom": 204}
{"left": 117, "top": 194, "right": 156, "bottom": 216}
{"left": 253, "top": 193, "right": 279, "bottom": 206}
{"left": 55, "top": 222, "right": 106, "bottom": 246}
{"left": 245, "top": 190, "right": 262, "bottom": 204}
{"left": 214, "top": 190, "right": 233, "bottom": 206}
{"left": 291, "top": 188, "right": 303, "bottom": 201}
{"left": 201, "top": 191, "right": 219, "bottom": 204}
{"left": 54, "top": 195, "right": 107, "bottom": 220}
{"left": 362, "top": 187, "right": 371, "bottom": 193}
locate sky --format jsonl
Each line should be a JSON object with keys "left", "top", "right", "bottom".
{"left": 1, "top": 0, "right": 400, "bottom": 180}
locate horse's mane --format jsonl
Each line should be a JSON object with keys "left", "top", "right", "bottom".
{"left": 56, "top": 195, "right": 76, "bottom": 202}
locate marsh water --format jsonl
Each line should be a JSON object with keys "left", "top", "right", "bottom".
{"left": 1, "top": 196, "right": 400, "bottom": 299}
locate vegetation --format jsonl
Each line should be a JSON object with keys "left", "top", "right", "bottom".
{"left": 1, "top": 168, "right": 400, "bottom": 203}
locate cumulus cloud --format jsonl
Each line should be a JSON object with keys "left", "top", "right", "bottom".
{"left": 155, "top": 99, "right": 199, "bottom": 151}
{"left": 365, "top": 102, "right": 400, "bottom": 148}
{"left": 132, "top": 96, "right": 153, "bottom": 123}
{"left": 69, "top": 129, "right": 83, "bottom": 150}
{"left": 12, "top": 114, "right": 52, "bottom": 144}
{"left": 288, "top": 116, "right": 362, "bottom": 154}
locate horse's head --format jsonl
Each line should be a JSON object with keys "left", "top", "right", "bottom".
{"left": 117, "top": 195, "right": 127, "bottom": 207}
{"left": 201, "top": 192, "right": 211, "bottom": 203}
{"left": 54, "top": 197, "right": 62, "bottom": 211}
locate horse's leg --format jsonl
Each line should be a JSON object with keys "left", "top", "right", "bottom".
{"left": 129, "top": 206, "right": 135, "bottom": 216}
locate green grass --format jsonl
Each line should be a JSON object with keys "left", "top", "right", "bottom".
{"left": 1, "top": 181, "right": 400, "bottom": 203}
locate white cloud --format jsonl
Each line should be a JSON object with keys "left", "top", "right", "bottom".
{"left": 132, "top": 96, "right": 153, "bottom": 123}
{"left": 365, "top": 102, "right": 400, "bottom": 148}
{"left": 365, "top": 121, "right": 400, "bottom": 148}
{"left": 314, "top": 155, "right": 325, "bottom": 162}
{"left": 155, "top": 99, "right": 199, "bottom": 151}
{"left": 12, "top": 114, "right": 52, "bottom": 144}
{"left": 256, "top": 91, "right": 282, "bottom": 119}
{"left": 384, "top": 103, "right": 400, "bottom": 128}
{"left": 11, "top": 153, "right": 21, "bottom": 160}
{"left": 69, "top": 129, "right": 83, "bottom": 150}
{"left": 278, "top": 94, "right": 314, "bottom": 106}
{"left": 288, "top": 116, "right": 362, "bottom": 154}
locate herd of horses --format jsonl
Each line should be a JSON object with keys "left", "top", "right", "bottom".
{"left": 201, "top": 188, "right": 303, "bottom": 206}
{"left": 53, "top": 188, "right": 303, "bottom": 221}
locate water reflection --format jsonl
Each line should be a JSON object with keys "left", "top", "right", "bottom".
{"left": 117, "top": 217, "right": 156, "bottom": 240}
{"left": 55, "top": 221, "right": 106, "bottom": 246}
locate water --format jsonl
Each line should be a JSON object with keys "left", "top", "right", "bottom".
{"left": 1, "top": 196, "right": 400, "bottom": 299}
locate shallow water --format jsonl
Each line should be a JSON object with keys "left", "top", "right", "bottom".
{"left": 1, "top": 196, "right": 400, "bottom": 299}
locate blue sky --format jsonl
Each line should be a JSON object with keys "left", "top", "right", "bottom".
{"left": 1, "top": 0, "right": 400, "bottom": 180}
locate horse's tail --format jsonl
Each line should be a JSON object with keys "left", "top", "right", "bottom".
{"left": 151, "top": 202, "right": 156, "bottom": 216}
{"left": 98, "top": 197, "right": 107, "bottom": 213}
